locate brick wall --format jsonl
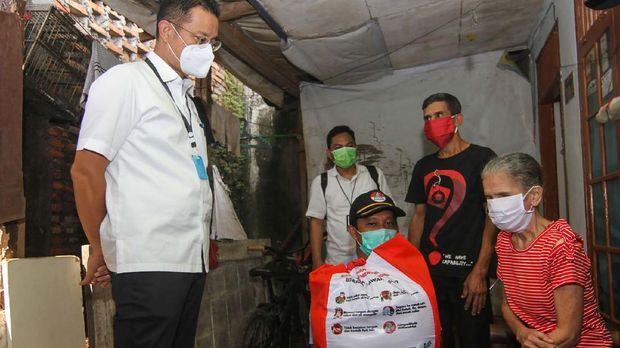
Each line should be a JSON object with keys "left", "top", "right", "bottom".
{"left": 23, "top": 104, "right": 86, "bottom": 256}
{"left": 48, "top": 123, "right": 84, "bottom": 255}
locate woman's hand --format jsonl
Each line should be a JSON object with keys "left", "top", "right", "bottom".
{"left": 516, "top": 327, "right": 556, "bottom": 348}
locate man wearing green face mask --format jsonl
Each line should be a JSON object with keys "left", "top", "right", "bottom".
{"left": 306, "top": 126, "right": 392, "bottom": 270}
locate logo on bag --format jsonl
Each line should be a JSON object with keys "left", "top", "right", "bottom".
{"left": 331, "top": 323, "right": 343, "bottom": 335}
{"left": 370, "top": 191, "right": 386, "bottom": 202}
{"left": 382, "top": 306, "right": 395, "bottom": 316}
{"left": 335, "top": 292, "right": 346, "bottom": 304}
{"left": 334, "top": 307, "right": 343, "bottom": 319}
{"left": 383, "top": 321, "right": 396, "bottom": 334}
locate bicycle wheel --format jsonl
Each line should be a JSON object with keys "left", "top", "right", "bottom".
{"left": 240, "top": 303, "right": 281, "bottom": 348}
{"left": 295, "top": 292, "right": 310, "bottom": 347}
{"left": 273, "top": 289, "right": 311, "bottom": 348}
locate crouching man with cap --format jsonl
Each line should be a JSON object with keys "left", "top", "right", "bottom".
{"left": 309, "top": 190, "right": 441, "bottom": 348}
{"left": 346, "top": 190, "right": 406, "bottom": 259}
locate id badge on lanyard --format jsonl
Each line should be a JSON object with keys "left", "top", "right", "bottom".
{"left": 145, "top": 58, "right": 209, "bottom": 181}
{"left": 192, "top": 154, "right": 209, "bottom": 180}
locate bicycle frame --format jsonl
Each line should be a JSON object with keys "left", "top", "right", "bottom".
{"left": 244, "top": 246, "right": 311, "bottom": 348}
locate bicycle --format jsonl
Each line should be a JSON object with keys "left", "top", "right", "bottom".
{"left": 240, "top": 243, "right": 311, "bottom": 348}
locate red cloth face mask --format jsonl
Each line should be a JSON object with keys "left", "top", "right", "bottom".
{"left": 424, "top": 116, "right": 456, "bottom": 148}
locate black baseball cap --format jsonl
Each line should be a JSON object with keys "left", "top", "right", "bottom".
{"left": 348, "top": 190, "right": 406, "bottom": 227}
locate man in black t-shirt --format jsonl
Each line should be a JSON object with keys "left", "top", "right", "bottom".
{"left": 406, "top": 93, "right": 497, "bottom": 348}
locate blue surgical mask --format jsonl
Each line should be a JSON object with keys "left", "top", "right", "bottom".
{"left": 357, "top": 229, "right": 397, "bottom": 255}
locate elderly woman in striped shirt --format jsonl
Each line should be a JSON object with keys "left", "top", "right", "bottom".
{"left": 481, "top": 153, "right": 612, "bottom": 348}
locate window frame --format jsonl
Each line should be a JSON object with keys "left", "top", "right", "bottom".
{"left": 575, "top": 1, "right": 620, "bottom": 327}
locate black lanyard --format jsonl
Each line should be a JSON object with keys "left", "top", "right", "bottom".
{"left": 144, "top": 58, "right": 197, "bottom": 150}
{"left": 335, "top": 176, "right": 357, "bottom": 206}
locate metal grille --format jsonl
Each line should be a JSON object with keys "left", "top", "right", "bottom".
{"left": 24, "top": 7, "right": 91, "bottom": 119}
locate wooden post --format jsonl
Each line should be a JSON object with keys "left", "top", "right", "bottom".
{"left": 14, "top": 220, "right": 24, "bottom": 258}
{"left": 296, "top": 101, "right": 309, "bottom": 243}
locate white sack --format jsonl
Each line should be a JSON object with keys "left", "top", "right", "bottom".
{"left": 211, "top": 165, "right": 247, "bottom": 240}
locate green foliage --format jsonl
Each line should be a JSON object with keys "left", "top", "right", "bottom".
{"left": 210, "top": 146, "right": 248, "bottom": 217}
{"left": 210, "top": 70, "right": 249, "bottom": 222}
{"left": 214, "top": 71, "right": 245, "bottom": 119}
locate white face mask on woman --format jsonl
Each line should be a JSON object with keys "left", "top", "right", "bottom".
{"left": 168, "top": 26, "right": 214, "bottom": 78}
{"left": 486, "top": 186, "right": 538, "bottom": 233}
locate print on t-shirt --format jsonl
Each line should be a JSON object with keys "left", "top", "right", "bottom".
{"left": 423, "top": 169, "right": 466, "bottom": 266}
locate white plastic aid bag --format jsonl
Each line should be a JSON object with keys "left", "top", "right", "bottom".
{"left": 309, "top": 234, "right": 441, "bottom": 348}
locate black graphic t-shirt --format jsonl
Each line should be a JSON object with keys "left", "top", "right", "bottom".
{"left": 406, "top": 144, "right": 496, "bottom": 278}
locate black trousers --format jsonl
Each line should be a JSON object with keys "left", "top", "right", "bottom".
{"left": 432, "top": 274, "right": 492, "bottom": 348}
{"left": 111, "top": 272, "right": 207, "bottom": 348}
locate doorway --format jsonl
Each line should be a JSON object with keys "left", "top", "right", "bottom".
{"left": 536, "top": 23, "right": 567, "bottom": 220}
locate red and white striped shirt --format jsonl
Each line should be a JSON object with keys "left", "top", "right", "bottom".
{"left": 496, "top": 219, "right": 612, "bottom": 347}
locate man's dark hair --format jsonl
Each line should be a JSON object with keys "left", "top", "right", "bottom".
{"left": 157, "top": 0, "right": 220, "bottom": 36}
{"left": 422, "top": 93, "right": 462, "bottom": 115}
{"left": 326, "top": 125, "right": 355, "bottom": 148}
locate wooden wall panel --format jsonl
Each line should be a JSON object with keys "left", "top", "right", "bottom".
{"left": 536, "top": 25, "right": 561, "bottom": 103}
{"left": 0, "top": 12, "right": 25, "bottom": 224}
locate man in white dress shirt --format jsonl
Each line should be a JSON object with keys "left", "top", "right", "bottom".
{"left": 71, "top": 1, "right": 220, "bottom": 346}
{"left": 306, "top": 126, "right": 392, "bottom": 269}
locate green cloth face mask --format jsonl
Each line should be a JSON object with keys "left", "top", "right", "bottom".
{"left": 332, "top": 147, "right": 357, "bottom": 168}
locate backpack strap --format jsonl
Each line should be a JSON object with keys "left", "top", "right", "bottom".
{"left": 320, "top": 172, "right": 328, "bottom": 196}
{"left": 366, "top": 165, "right": 381, "bottom": 191}
{"left": 320, "top": 172, "right": 328, "bottom": 219}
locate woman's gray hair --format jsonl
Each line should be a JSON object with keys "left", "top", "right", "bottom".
{"left": 481, "top": 152, "right": 543, "bottom": 190}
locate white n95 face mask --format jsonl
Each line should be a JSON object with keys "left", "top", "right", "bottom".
{"left": 168, "top": 26, "right": 215, "bottom": 78}
{"left": 486, "top": 187, "right": 537, "bottom": 233}
{"left": 179, "top": 43, "right": 214, "bottom": 78}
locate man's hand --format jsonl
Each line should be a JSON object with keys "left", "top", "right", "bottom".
{"left": 73, "top": 150, "right": 110, "bottom": 287}
{"left": 461, "top": 267, "right": 487, "bottom": 315}
{"left": 82, "top": 252, "right": 111, "bottom": 287}
{"left": 312, "top": 259, "right": 325, "bottom": 270}
{"left": 517, "top": 327, "right": 556, "bottom": 348}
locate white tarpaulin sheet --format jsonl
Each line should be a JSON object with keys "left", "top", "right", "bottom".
{"left": 282, "top": 20, "right": 392, "bottom": 85}
{"left": 212, "top": 165, "right": 247, "bottom": 240}
{"left": 301, "top": 50, "right": 535, "bottom": 229}
{"left": 258, "top": 0, "right": 543, "bottom": 84}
